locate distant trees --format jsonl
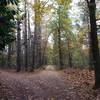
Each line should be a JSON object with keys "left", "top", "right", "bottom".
{"left": 1, "top": 0, "right": 75, "bottom": 70}
{"left": 0, "top": 0, "right": 100, "bottom": 90}
{"left": 31, "top": 0, "right": 51, "bottom": 69}
{"left": 16, "top": 0, "right": 32, "bottom": 71}
{"left": 49, "top": 0, "right": 72, "bottom": 68}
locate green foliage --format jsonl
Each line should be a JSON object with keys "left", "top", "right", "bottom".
{"left": 47, "top": 48, "right": 54, "bottom": 64}
{"left": 0, "top": 0, "right": 19, "bottom": 5}
{"left": 47, "top": 0, "right": 72, "bottom": 67}
{"left": 72, "top": 49, "right": 89, "bottom": 68}
{"left": 0, "top": 0, "right": 18, "bottom": 50}
{"left": 30, "top": 0, "right": 52, "bottom": 24}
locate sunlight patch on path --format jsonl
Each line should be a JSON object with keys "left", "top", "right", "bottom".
{"left": 45, "top": 65, "right": 57, "bottom": 71}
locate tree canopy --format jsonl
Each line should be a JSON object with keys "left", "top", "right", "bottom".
{"left": 0, "top": 0, "right": 18, "bottom": 50}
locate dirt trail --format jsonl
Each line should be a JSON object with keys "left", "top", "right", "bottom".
{"left": 0, "top": 66, "right": 88, "bottom": 100}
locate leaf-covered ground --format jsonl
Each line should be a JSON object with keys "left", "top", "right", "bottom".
{"left": 0, "top": 66, "right": 100, "bottom": 100}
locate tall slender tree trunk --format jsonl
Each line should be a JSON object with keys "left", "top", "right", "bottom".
{"left": 53, "top": 33, "right": 59, "bottom": 65}
{"left": 27, "top": 11, "right": 32, "bottom": 68}
{"left": 67, "top": 39, "right": 72, "bottom": 68}
{"left": 87, "top": 0, "right": 100, "bottom": 88}
{"left": 34, "top": 22, "right": 42, "bottom": 68}
{"left": 58, "top": 28, "right": 63, "bottom": 68}
{"left": 31, "top": 36, "right": 35, "bottom": 71}
{"left": 24, "top": 0, "right": 28, "bottom": 71}
{"left": 32, "top": 0, "right": 42, "bottom": 69}
{"left": 16, "top": 20, "right": 21, "bottom": 72}
{"left": 1, "top": 51, "right": 5, "bottom": 67}
{"left": 42, "top": 37, "right": 49, "bottom": 65}
{"left": 7, "top": 44, "right": 12, "bottom": 68}
{"left": 58, "top": 5, "right": 63, "bottom": 69}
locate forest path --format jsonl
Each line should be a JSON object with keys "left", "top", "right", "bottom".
{"left": 0, "top": 66, "right": 94, "bottom": 100}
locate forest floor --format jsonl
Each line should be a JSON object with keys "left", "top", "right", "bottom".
{"left": 0, "top": 65, "right": 100, "bottom": 100}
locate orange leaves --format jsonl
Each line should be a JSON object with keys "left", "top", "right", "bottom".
{"left": 0, "top": 68, "right": 99, "bottom": 100}
{"left": 62, "top": 69, "right": 95, "bottom": 100}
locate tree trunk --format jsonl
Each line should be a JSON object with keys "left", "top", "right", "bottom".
{"left": 16, "top": 20, "right": 21, "bottom": 72}
{"left": 34, "top": 23, "right": 42, "bottom": 68}
{"left": 32, "top": 0, "right": 42, "bottom": 69}
{"left": 53, "top": 32, "right": 59, "bottom": 65}
{"left": 87, "top": 0, "right": 100, "bottom": 88}
{"left": 7, "top": 44, "right": 12, "bottom": 68}
{"left": 58, "top": 28, "right": 63, "bottom": 68}
{"left": 24, "top": 1, "right": 28, "bottom": 71}
{"left": 1, "top": 51, "right": 5, "bottom": 67}
{"left": 67, "top": 39, "right": 72, "bottom": 68}
{"left": 27, "top": 11, "right": 32, "bottom": 68}
{"left": 58, "top": 5, "right": 63, "bottom": 69}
